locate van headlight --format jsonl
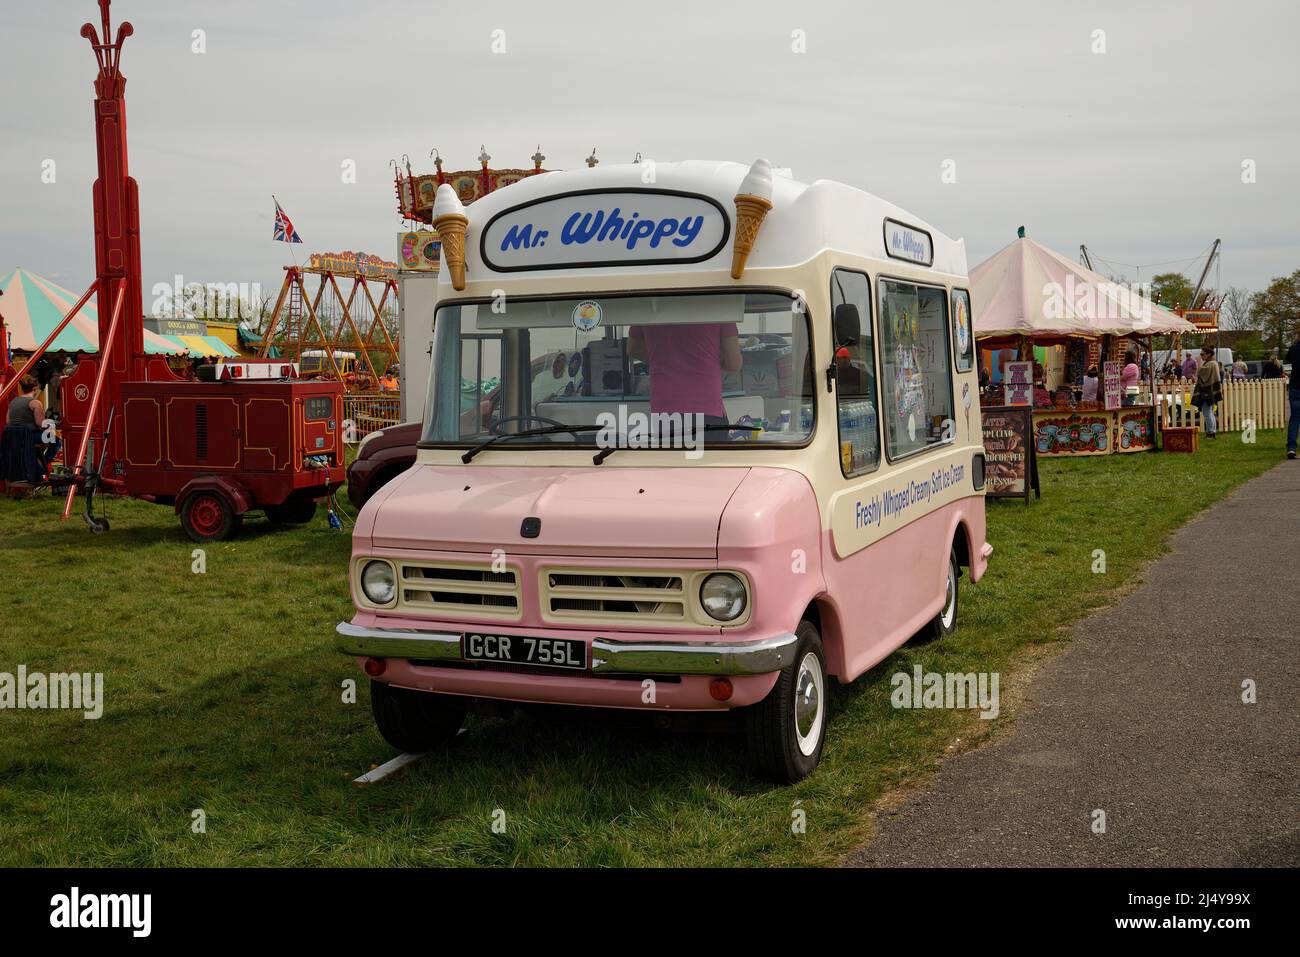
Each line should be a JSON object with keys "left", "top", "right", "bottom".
{"left": 700, "top": 573, "right": 747, "bottom": 622}
{"left": 360, "top": 560, "right": 396, "bottom": 605}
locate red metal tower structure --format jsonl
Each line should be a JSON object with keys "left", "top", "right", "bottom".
{"left": 0, "top": 0, "right": 172, "bottom": 511}
{"left": 59, "top": 0, "right": 177, "bottom": 482}
{"left": 85, "top": 0, "right": 145, "bottom": 387}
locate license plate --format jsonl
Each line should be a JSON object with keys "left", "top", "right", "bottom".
{"left": 461, "top": 632, "right": 587, "bottom": 670}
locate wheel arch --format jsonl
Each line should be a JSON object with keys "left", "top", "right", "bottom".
{"left": 802, "top": 597, "right": 847, "bottom": 680}
{"left": 174, "top": 475, "right": 253, "bottom": 515}
{"left": 949, "top": 514, "right": 974, "bottom": 572}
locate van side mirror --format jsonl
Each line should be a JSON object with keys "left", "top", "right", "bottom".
{"left": 834, "top": 303, "right": 861, "bottom": 346}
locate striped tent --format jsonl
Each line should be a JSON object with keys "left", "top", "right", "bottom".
{"left": 0, "top": 267, "right": 237, "bottom": 357}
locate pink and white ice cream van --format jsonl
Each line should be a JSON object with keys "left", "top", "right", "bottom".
{"left": 338, "top": 159, "right": 991, "bottom": 781}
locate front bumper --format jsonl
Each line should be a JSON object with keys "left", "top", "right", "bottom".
{"left": 335, "top": 621, "right": 797, "bottom": 676}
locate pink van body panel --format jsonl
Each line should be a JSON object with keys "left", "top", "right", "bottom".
{"left": 347, "top": 462, "right": 989, "bottom": 707}
{"left": 716, "top": 466, "right": 828, "bottom": 653}
{"left": 363, "top": 464, "right": 750, "bottom": 558}
{"left": 818, "top": 497, "right": 990, "bottom": 683}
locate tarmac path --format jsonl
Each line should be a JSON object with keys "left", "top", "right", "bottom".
{"left": 846, "top": 462, "right": 1300, "bottom": 867}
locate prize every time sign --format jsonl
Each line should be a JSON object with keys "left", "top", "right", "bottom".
{"left": 481, "top": 190, "right": 731, "bottom": 271}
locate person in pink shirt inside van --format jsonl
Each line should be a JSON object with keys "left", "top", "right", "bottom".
{"left": 627, "top": 322, "right": 743, "bottom": 422}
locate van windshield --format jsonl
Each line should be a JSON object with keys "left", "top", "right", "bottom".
{"left": 421, "top": 292, "right": 815, "bottom": 449}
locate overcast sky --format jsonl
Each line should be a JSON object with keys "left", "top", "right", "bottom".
{"left": 2, "top": 0, "right": 1297, "bottom": 307}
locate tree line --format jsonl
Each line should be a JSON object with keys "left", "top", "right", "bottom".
{"left": 1150, "top": 270, "right": 1300, "bottom": 354}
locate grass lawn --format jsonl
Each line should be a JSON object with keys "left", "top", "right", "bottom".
{"left": 0, "top": 431, "right": 1287, "bottom": 866}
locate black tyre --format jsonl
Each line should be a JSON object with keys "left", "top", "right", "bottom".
{"left": 180, "top": 491, "right": 240, "bottom": 542}
{"left": 918, "top": 550, "right": 959, "bottom": 642}
{"left": 266, "top": 497, "right": 318, "bottom": 524}
{"left": 370, "top": 680, "right": 466, "bottom": 752}
{"left": 745, "top": 620, "right": 827, "bottom": 783}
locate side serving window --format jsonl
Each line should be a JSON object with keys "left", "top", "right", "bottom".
{"left": 830, "top": 269, "right": 879, "bottom": 476}
{"left": 951, "top": 288, "right": 973, "bottom": 373}
{"left": 877, "top": 278, "right": 955, "bottom": 460}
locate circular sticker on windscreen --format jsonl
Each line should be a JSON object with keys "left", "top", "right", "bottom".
{"left": 572, "top": 300, "right": 602, "bottom": 332}
{"left": 954, "top": 294, "right": 971, "bottom": 355}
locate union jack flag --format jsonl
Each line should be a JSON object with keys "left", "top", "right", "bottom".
{"left": 272, "top": 196, "right": 302, "bottom": 244}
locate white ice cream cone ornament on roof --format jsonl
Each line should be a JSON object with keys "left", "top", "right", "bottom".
{"left": 731, "top": 158, "right": 774, "bottom": 279}
{"left": 433, "top": 184, "right": 469, "bottom": 290}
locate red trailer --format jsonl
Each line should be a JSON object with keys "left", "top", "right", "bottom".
{"left": 115, "top": 379, "right": 344, "bottom": 540}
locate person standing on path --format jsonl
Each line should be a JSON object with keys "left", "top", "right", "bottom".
{"left": 1191, "top": 346, "right": 1222, "bottom": 439}
{"left": 1286, "top": 334, "right": 1300, "bottom": 459}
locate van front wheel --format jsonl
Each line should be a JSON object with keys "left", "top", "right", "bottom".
{"left": 369, "top": 680, "right": 466, "bottom": 752}
{"left": 920, "top": 550, "right": 960, "bottom": 642}
{"left": 745, "top": 621, "right": 826, "bottom": 783}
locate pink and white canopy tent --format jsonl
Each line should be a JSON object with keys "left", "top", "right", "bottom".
{"left": 970, "top": 236, "right": 1197, "bottom": 339}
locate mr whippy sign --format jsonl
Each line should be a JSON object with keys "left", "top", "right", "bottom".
{"left": 481, "top": 189, "right": 730, "bottom": 271}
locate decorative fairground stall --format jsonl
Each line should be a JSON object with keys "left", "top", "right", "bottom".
{"left": 971, "top": 231, "right": 1196, "bottom": 465}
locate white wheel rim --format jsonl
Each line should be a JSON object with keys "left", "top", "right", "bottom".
{"left": 941, "top": 563, "right": 957, "bottom": 630}
{"left": 793, "top": 651, "right": 825, "bottom": 756}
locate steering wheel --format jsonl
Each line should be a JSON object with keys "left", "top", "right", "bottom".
{"left": 489, "top": 414, "right": 569, "bottom": 436}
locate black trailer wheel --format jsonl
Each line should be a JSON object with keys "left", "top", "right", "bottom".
{"left": 265, "top": 497, "right": 318, "bottom": 525}
{"left": 370, "top": 680, "right": 466, "bottom": 752}
{"left": 744, "top": 621, "right": 827, "bottom": 783}
{"left": 181, "top": 491, "right": 240, "bottom": 542}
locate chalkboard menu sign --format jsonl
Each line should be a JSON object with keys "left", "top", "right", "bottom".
{"left": 981, "top": 406, "right": 1040, "bottom": 502}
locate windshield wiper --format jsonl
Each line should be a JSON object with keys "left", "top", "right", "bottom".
{"left": 592, "top": 423, "right": 762, "bottom": 465}
{"left": 460, "top": 424, "right": 603, "bottom": 463}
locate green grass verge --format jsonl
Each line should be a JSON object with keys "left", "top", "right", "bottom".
{"left": 0, "top": 432, "right": 1287, "bottom": 866}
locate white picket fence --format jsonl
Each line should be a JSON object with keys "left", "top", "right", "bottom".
{"left": 1149, "top": 377, "right": 1290, "bottom": 432}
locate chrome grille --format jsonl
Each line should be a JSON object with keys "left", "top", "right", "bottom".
{"left": 545, "top": 571, "right": 686, "bottom": 623}
{"left": 398, "top": 562, "right": 520, "bottom": 619}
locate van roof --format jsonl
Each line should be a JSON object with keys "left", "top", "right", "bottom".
{"left": 452, "top": 160, "right": 968, "bottom": 284}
